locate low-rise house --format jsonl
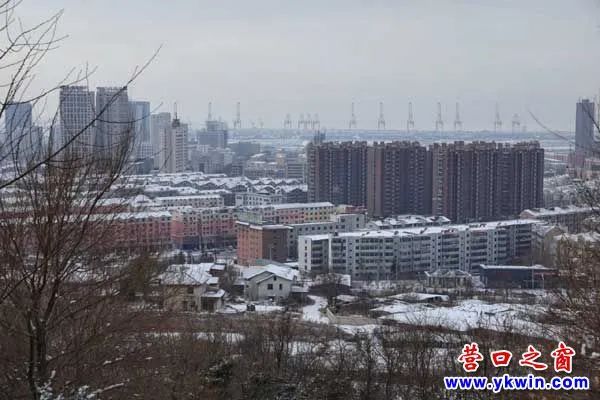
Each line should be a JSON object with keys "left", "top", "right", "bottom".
{"left": 477, "top": 264, "right": 556, "bottom": 289}
{"left": 425, "top": 269, "right": 472, "bottom": 289}
{"left": 242, "top": 264, "right": 300, "bottom": 301}
{"left": 156, "top": 263, "right": 226, "bottom": 312}
{"left": 531, "top": 224, "right": 566, "bottom": 267}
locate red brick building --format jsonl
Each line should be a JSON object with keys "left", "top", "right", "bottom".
{"left": 236, "top": 221, "right": 290, "bottom": 266}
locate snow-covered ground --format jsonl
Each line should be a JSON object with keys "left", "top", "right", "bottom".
{"left": 224, "top": 303, "right": 284, "bottom": 313}
{"left": 302, "top": 295, "right": 329, "bottom": 323}
{"left": 337, "top": 324, "right": 379, "bottom": 334}
{"left": 377, "top": 299, "right": 555, "bottom": 338}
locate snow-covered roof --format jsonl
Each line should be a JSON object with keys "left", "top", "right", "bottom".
{"left": 242, "top": 264, "right": 299, "bottom": 281}
{"left": 558, "top": 232, "right": 600, "bottom": 243}
{"left": 201, "top": 289, "right": 226, "bottom": 298}
{"left": 159, "top": 263, "right": 220, "bottom": 286}
{"left": 370, "top": 214, "right": 451, "bottom": 227}
{"left": 113, "top": 210, "right": 172, "bottom": 220}
{"left": 272, "top": 202, "right": 333, "bottom": 210}
{"left": 303, "top": 219, "right": 539, "bottom": 240}
{"left": 391, "top": 292, "right": 450, "bottom": 302}
{"left": 521, "top": 205, "right": 592, "bottom": 217}
{"left": 425, "top": 269, "right": 472, "bottom": 278}
{"left": 478, "top": 264, "right": 551, "bottom": 271}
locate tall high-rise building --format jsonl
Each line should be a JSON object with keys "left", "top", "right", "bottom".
{"left": 366, "top": 142, "right": 431, "bottom": 217}
{"left": 306, "top": 141, "right": 368, "bottom": 206}
{"left": 430, "top": 141, "right": 544, "bottom": 222}
{"left": 161, "top": 114, "right": 188, "bottom": 173}
{"left": 129, "top": 100, "right": 151, "bottom": 160}
{"left": 150, "top": 112, "right": 171, "bottom": 169}
{"left": 198, "top": 120, "right": 228, "bottom": 148}
{"left": 575, "top": 99, "right": 596, "bottom": 166}
{"left": 59, "top": 86, "right": 95, "bottom": 155}
{"left": 5, "top": 102, "right": 32, "bottom": 138}
{"left": 4, "top": 101, "right": 37, "bottom": 159}
{"left": 307, "top": 140, "right": 544, "bottom": 222}
{"left": 95, "top": 87, "right": 132, "bottom": 158}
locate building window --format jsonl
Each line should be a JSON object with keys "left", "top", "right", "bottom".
{"left": 273, "top": 276, "right": 277, "bottom": 281}
{"left": 267, "top": 284, "right": 273, "bottom": 290}
{"left": 187, "top": 287, "right": 194, "bottom": 294}
{"left": 279, "top": 284, "right": 283, "bottom": 290}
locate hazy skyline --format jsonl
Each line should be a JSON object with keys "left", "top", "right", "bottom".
{"left": 18, "top": 0, "right": 600, "bottom": 131}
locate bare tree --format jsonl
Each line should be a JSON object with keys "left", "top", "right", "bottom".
{"left": 0, "top": 0, "right": 159, "bottom": 190}
{"left": 0, "top": 2, "right": 163, "bottom": 392}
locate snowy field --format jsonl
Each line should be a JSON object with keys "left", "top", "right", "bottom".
{"left": 296, "top": 293, "right": 557, "bottom": 339}
{"left": 375, "top": 299, "right": 556, "bottom": 339}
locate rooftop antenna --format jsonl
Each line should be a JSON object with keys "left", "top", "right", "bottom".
{"left": 454, "top": 102, "right": 462, "bottom": 132}
{"left": 407, "top": 102, "right": 415, "bottom": 132}
{"left": 233, "top": 102, "right": 241, "bottom": 129}
{"left": 284, "top": 113, "right": 292, "bottom": 129}
{"left": 349, "top": 102, "right": 357, "bottom": 129}
{"left": 511, "top": 113, "right": 520, "bottom": 133}
{"left": 207, "top": 102, "right": 212, "bottom": 121}
{"left": 494, "top": 103, "right": 502, "bottom": 132}
{"left": 305, "top": 113, "right": 311, "bottom": 130}
{"left": 172, "top": 102, "right": 180, "bottom": 127}
{"left": 377, "top": 102, "right": 385, "bottom": 130}
{"left": 298, "top": 113, "right": 304, "bottom": 129}
{"left": 435, "top": 102, "right": 444, "bottom": 132}
{"left": 258, "top": 118, "right": 264, "bottom": 129}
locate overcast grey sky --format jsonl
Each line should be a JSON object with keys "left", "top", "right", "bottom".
{"left": 17, "top": 0, "right": 600, "bottom": 131}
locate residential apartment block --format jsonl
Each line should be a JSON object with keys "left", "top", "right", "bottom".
{"left": 430, "top": 141, "right": 544, "bottom": 223}
{"left": 236, "top": 222, "right": 290, "bottom": 266}
{"left": 306, "top": 141, "right": 368, "bottom": 206}
{"left": 298, "top": 219, "right": 538, "bottom": 280}
{"left": 520, "top": 205, "right": 593, "bottom": 233}
{"left": 286, "top": 213, "right": 366, "bottom": 258}
{"left": 366, "top": 141, "right": 431, "bottom": 217}
{"left": 307, "top": 141, "right": 544, "bottom": 222}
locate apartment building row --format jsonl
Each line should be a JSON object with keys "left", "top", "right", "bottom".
{"left": 298, "top": 219, "right": 538, "bottom": 280}
{"left": 520, "top": 205, "right": 593, "bottom": 233}
{"left": 105, "top": 202, "right": 339, "bottom": 252}
{"left": 307, "top": 140, "right": 544, "bottom": 223}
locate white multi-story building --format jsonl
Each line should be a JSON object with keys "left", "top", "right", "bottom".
{"left": 287, "top": 213, "right": 366, "bottom": 258}
{"left": 237, "top": 202, "right": 336, "bottom": 225}
{"left": 235, "top": 191, "right": 284, "bottom": 206}
{"left": 161, "top": 116, "right": 188, "bottom": 173}
{"left": 298, "top": 219, "right": 539, "bottom": 280}
{"left": 155, "top": 194, "right": 224, "bottom": 208}
{"left": 59, "top": 86, "right": 95, "bottom": 155}
{"left": 366, "top": 215, "right": 451, "bottom": 230}
{"left": 150, "top": 112, "right": 171, "bottom": 169}
{"left": 520, "top": 206, "right": 593, "bottom": 233}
